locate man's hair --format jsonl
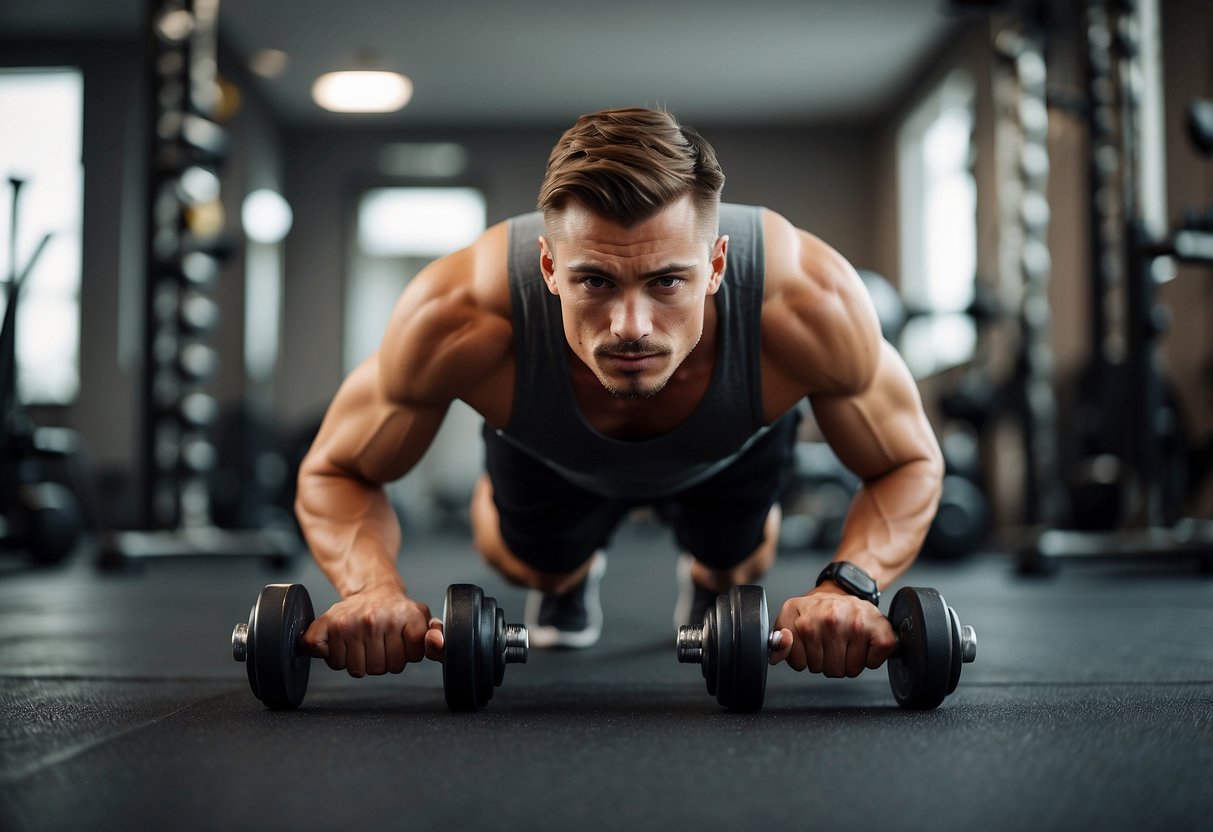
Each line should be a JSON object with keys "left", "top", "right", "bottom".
{"left": 538, "top": 107, "right": 725, "bottom": 237}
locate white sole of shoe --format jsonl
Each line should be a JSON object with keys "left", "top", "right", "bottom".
{"left": 672, "top": 552, "right": 696, "bottom": 632}
{"left": 525, "top": 552, "right": 606, "bottom": 649}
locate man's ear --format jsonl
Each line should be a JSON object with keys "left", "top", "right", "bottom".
{"left": 539, "top": 236, "right": 559, "bottom": 295}
{"left": 707, "top": 235, "right": 728, "bottom": 295}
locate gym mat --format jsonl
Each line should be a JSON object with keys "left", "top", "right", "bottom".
{"left": 2, "top": 520, "right": 1210, "bottom": 831}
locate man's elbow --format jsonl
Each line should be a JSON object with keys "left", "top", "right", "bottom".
{"left": 922, "top": 437, "right": 946, "bottom": 503}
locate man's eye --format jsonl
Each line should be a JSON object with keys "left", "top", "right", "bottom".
{"left": 582, "top": 276, "right": 609, "bottom": 289}
{"left": 654, "top": 276, "right": 681, "bottom": 289}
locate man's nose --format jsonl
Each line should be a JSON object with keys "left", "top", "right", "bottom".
{"left": 610, "top": 293, "right": 653, "bottom": 343}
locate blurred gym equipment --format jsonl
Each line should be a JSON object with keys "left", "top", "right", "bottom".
{"left": 100, "top": 0, "right": 299, "bottom": 569}
{"left": 1007, "top": 2, "right": 1213, "bottom": 572}
{"left": 0, "top": 177, "right": 91, "bottom": 566}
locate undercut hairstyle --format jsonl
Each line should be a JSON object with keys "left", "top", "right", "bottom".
{"left": 538, "top": 107, "right": 726, "bottom": 239}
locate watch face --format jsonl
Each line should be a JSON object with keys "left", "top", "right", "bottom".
{"left": 840, "top": 563, "right": 876, "bottom": 594}
{"left": 819, "top": 562, "right": 879, "bottom": 604}
{"left": 844, "top": 567, "right": 873, "bottom": 594}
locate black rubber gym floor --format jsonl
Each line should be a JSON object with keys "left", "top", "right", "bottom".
{"left": 2, "top": 518, "right": 1211, "bottom": 831}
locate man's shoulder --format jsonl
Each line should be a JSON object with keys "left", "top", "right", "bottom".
{"left": 377, "top": 224, "right": 515, "bottom": 404}
{"left": 759, "top": 210, "right": 856, "bottom": 303}
{"left": 758, "top": 213, "right": 882, "bottom": 396}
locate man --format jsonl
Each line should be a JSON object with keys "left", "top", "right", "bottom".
{"left": 296, "top": 107, "right": 943, "bottom": 682}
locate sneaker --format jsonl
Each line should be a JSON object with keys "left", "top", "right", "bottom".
{"left": 673, "top": 553, "right": 720, "bottom": 631}
{"left": 524, "top": 552, "right": 606, "bottom": 649}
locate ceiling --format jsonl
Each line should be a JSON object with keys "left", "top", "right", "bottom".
{"left": 2, "top": 0, "right": 968, "bottom": 128}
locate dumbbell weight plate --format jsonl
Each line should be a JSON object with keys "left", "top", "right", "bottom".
{"left": 728, "top": 585, "right": 770, "bottom": 712}
{"left": 946, "top": 604, "right": 963, "bottom": 696}
{"left": 246, "top": 583, "right": 314, "bottom": 710}
{"left": 444, "top": 584, "right": 502, "bottom": 711}
{"left": 443, "top": 584, "right": 480, "bottom": 710}
{"left": 476, "top": 594, "right": 502, "bottom": 702}
{"left": 887, "top": 587, "right": 952, "bottom": 710}
{"left": 488, "top": 601, "right": 508, "bottom": 688}
{"left": 702, "top": 585, "right": 769, "bottom": 712}
{"left": 443, "top": 584, "right": 527, "bottom": 711}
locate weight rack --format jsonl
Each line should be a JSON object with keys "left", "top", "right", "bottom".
{"left": 1018, "top": 0, "right": 1213, "bottom": 571}
{"left": 101, "top": 0, "right": 298, "bottom": 568}
{"left": 994, "top": 20, "right": 1067, "bottom": 531}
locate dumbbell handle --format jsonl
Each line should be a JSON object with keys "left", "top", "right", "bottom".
{"left": 230, "top": 621, "right": 529, "bottom": 664}
{"left": 677, "top": 623, "right": 978, "bottom": 664}
{"left": 501, "top": 627, "right": 529, "bottom": 664}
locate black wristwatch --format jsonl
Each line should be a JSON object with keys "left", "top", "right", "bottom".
{"left": 816, "top": 561, "right": 881, "bottom": 607}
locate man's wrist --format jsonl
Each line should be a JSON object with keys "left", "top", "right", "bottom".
{"left": 815, "top": 561, "right": 881, "bottom": 606}
{"left": 341, "top": 572, "right": 407, "bottom": 599}
{"left": 810, "top": 580, "right": 852, "bottom": 597}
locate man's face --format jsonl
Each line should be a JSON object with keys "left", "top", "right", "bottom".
{"left": 539, "top": 195, "right": 728, "bottom": 399}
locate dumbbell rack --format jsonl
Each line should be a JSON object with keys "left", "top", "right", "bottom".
{"left": 101, "top": 0, "right": 298, "bottom": 568}
{"left": 993, "top": 21, "right": 1067, "bottom": 533}
{"left": 1019, "top": 1, "right": 1213, "bottom": 572}
{"left": 1026, "top": 219, "right": 1213, "bottom": 570}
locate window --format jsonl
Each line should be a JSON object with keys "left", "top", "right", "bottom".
{"left": 897, "top": 71, "right": 977, "bottom": 378}
{"left": 241, "top": 189, "right": 293, "bottom": 386}
{"left": 345, "top": 186, "right": 486, "bottom": 371}
{"left": 346, "top": 184, "right": 488, "bottom": 529}
{"left": 0, "top": 68, "right": 84, "bottom": 404}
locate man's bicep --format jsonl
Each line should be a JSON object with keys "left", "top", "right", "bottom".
{"left": 808, "top": 341, "right": 940, "bottom": 482}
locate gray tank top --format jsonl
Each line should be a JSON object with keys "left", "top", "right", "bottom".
{"left": 497, "top": 203, "right": 770, "bottom": 500}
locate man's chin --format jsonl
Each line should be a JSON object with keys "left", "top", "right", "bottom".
{"left": 599, "top": 372, "right": 668, "bottom": 400}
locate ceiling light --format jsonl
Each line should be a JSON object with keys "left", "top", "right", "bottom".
{"left": 312, "top": 71, "right": 412, "bottom": 114}
{"left": 250, "top": 49, "right": 289, "bottom": 79}
{"left": 241, "top": 189, "right": 293, "bottom": 244}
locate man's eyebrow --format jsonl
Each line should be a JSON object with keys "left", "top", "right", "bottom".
{"left": 566, "top": 262, "right": 698, "bottom": 278}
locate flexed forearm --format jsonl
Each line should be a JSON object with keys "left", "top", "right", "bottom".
{"left": 295, "top": 465, "right": 406, "bottom": 598}
{"left": 831, "top": 457, "right": 943, "bottom": 588}
{"left": 808, "top": 338, "right": 944, "bottom": 589}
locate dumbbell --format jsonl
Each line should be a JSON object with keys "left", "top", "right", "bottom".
{"left": 231, "top": 582, "right": 528, "bottom": 710}
{"left": 677, "top": 585, "right": 977, "bottom": 711}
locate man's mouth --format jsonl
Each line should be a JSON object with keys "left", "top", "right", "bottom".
{"left": 603, "top": 353, "right": 660, "bottom": 371}
{"left": 596, "top": 344, "right": 670, "bottom": 373}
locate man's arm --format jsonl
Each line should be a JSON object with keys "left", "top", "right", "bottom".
{"left": 762, "top": 216, "right": 944, "bottom": 677}
{"left": 295, "top": 353, "right": 448, "bottom": 677}
{"left": 295, "top": 235, "right": 512, "bottom": 677}
{"left": 295, "top": 354, "right": 448, "bottom": 598}
{"left": 809, "top": 339, "right": 944, "bottom": 589}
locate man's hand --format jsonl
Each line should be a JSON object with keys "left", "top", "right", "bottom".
{"left": 769, "top": 585, "right": 896, "bottom": 677}
{"left": 302, "top": 585, "right": 445, "bottom": 676}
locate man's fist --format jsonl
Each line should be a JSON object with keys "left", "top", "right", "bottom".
{"left": 769, "top": 585, "right": 896, "bottom": 677}
{"left": 302, "top": 585, "right": 442, "bottom": 677}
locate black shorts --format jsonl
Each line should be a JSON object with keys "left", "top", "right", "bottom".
{"left": 482, "top": 409, "right": 801, "bottom": 575}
